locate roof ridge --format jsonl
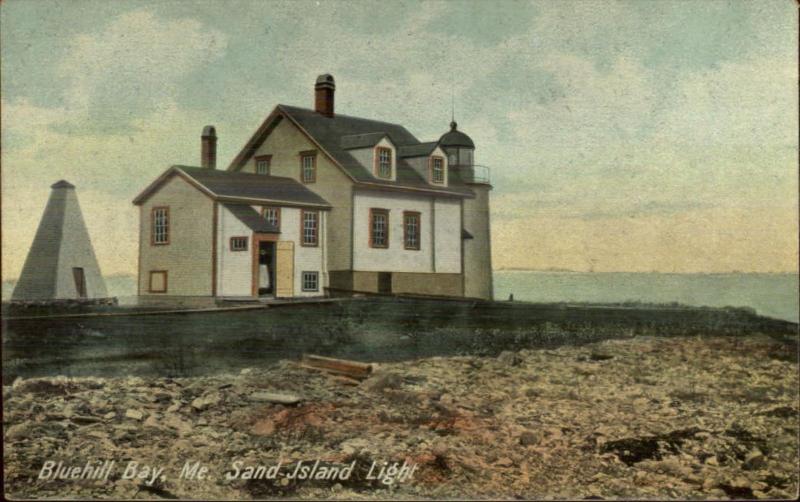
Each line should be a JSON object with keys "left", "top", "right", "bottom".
{"left": 173, "top": 165, "right": 299, "bottom": 183}
{"left": 278, "top": 104, "right": 414, "bottom": 130}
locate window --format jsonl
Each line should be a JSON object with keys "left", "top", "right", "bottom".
{"left": 403, "top": 211, "right": 421, "bottom": 250}
{"left": 255, "top": 155, "right": 271, "bottom": 175}
{"left": 149, "top": 271, "right": 167, "bottom": 293}
{"left": 301, "top": 209, "right": 319, "bottom": 246}
{"left": 430, "top": 156, "right": 445, "bottom": 184}
{"left": 300, "top": 151, "right": 317, "bottom": 183}
{"left": 375, "top": 147, "right": 392, "bottom": 179}
{"left": 230, "top": 236, "right": 248, "bottom": 251}
{"left": 152, "top": 207, "right": 169, "bottom": 245}
{"left": 261, "top": 206, "right": 280, "bottom": 229}
{"left": 369, "top": 208, "right": 389, "bottom": 248}
{"left": 302, "top": 271, "right": 319, "bottom": 292}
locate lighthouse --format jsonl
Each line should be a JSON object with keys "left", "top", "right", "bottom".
{"left": 439, "top": 121, "right": 494, "bottom": 300}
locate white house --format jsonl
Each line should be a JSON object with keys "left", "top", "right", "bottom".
{"left": 133, "top": 75, "right": 493, "bottom": 302}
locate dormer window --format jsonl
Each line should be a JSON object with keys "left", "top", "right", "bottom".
{"left": 255, "top": 155, "right": 271, "bottom": 175}
{"left": 375, "top": 147, "right": 392, "bottom": 179}
{"left": 430, "top": 156, "right": 445, "bottom": 184}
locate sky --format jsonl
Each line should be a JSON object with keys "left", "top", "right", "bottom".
{"left": 1, "top": 0, "right": 798, "bottom": 278}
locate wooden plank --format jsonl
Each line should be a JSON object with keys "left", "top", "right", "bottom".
{"left": 300, "top": 354, "right": 373, "bottom": 379}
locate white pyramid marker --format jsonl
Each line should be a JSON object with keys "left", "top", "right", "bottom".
{"left": 11, "top": 180, "right": 109, "bottom": 302}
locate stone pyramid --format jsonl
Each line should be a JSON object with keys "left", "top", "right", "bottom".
{"left": 11, "top": 180, "right": 109, "bottom": 301}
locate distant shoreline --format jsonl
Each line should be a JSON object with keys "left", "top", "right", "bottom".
{"left": 493, "top": 269, "right": 798, "bottom": 275}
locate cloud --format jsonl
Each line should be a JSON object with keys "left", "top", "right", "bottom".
{"left": 54, "top": 10, "right": 228, "bottom": 134}
{"left": 0, "top": 6, "right": 233, "bottom": 279}
{"left": 1, "top": 0, "right": 797, "bottom": 278}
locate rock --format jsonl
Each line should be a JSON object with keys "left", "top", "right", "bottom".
{"left": 519, "top": 431, "right": 540, "bottom": 446}
{"left": 5, "top": 423, "right": 31, "bottom": 440}
{"left": 71, "top": 415, "right": 102, "bottom": 425}
{"left": 148, "top": 392, "right": 173, "bottom": 404}
{"left": 731, "top": 477, "right": 750, "bottom": 488}
{"left": 166, "top": 402, "right": 181, "bottom": 413}
{"left": 705, "top": 455, "right": 719, "bottom": 466}
{"left": 191, "top": 393, "right": 221, "bottom": 411}
{"left": 143, "top": 415, "right": 160, "bottom": 428}
{"left": 164, "top": 415, "right": 192, "bottom": 434}
{"left": 103, "top": 411, "right": 116, "bottom": 420}
{"left": 125, "top": 409, "right": 145, "bottom": 421}
{"left": 497, "top": 351, "right": 522, "bottom": 366}
{"left": 495, "top": 457, "right": 514, "bottom": 467}
{"left": 362, "top": 372, "right": 403, "bottom": 392}
{"left": 250, "top": 391, "right": 303, "bottom": 405}
{"left": 743, "top": 450, "right": 766, "bottom": 471}
{"left": 431, "top": 443, "right": 448, "bottom": 458}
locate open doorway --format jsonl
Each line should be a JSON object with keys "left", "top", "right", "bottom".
{"left": 378, "top": 272, "right": 392, "bottom": 294}
{"left": 72, "top": 267, "right": 87, "bottom": 298}
{"left": 257, "top": 241, "right": 276, "bottom": 297}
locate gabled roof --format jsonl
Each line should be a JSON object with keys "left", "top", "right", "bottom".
{"left": 398, "top": 142, "right": 439, "bottom": 158}
{"left": 228, "top": 105, "right": 474, "bottom": 198}
{"left": 223, "top": 203, "right": 279, "bottom": 233}
{"left": 133, "top": 165, "right": 331, "bottom": 208}
{"left": 340, "top": 132, "right": 389, "bottom": 150}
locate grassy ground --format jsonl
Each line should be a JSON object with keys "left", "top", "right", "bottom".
{"left": 3, "top": 298, "right": 795, "bottom": 380}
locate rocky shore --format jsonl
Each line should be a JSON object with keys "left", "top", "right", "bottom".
{"left": 3, "top": 334, "right": 798, "bottom": 499}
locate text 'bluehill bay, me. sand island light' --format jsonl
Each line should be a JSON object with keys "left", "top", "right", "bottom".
{"left": 132, "top": 75, "right": 494, "bottom": 304}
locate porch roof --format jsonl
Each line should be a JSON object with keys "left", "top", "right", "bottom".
{"left": 223, "top": 203, "right": 279, "bottom": 233}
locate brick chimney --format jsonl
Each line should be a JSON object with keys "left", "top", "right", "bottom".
{"left": 201, "top": 125, "right": 217, "bottom": 169}
{"left": 314, "top": 74, "right": 335, "bottom": 118}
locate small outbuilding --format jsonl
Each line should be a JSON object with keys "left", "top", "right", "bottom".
{"left": 11, "top": 180, "right": 110, "bottom": 304}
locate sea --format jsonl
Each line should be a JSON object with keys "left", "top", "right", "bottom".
{"left": 3, "top": 271, "right": 798, "bottom": 322}
{"left": 494, "top": 271, "right": 799, "bottom": 323}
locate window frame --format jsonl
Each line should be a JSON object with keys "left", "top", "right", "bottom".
{"left": 151, "top": 206, "right": 170, "bottom": 246}
{"left": 229, "top": 236, "right": 249, "bottom": 252}
{"left": 403, "top": 211, "right": 421, "bottom": 250}
{"left": 374, "top": 146, "right": 393, "bottom": 179}
{"left": 429, "top": 155, "right": 445, "bottom": 184}
{"left": 255, "top": 154, "right": 272, "bottom": 175}
{"left": 369, "top": 208, "right": 390, "bottom": 249}
{"left": 148, "top": 270, "right": 168, "bottom": 293}
{"left": 300, "top": 209, "right": 319, "bottom": 247}
{"left": 261, "top": 206, "right": 281, "bottom": 229}
{"left": 300, "top": 150, "right": 317, "bottom": 184}
{"left": 301, "top": 271, "right": 320, "bottom": 292}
